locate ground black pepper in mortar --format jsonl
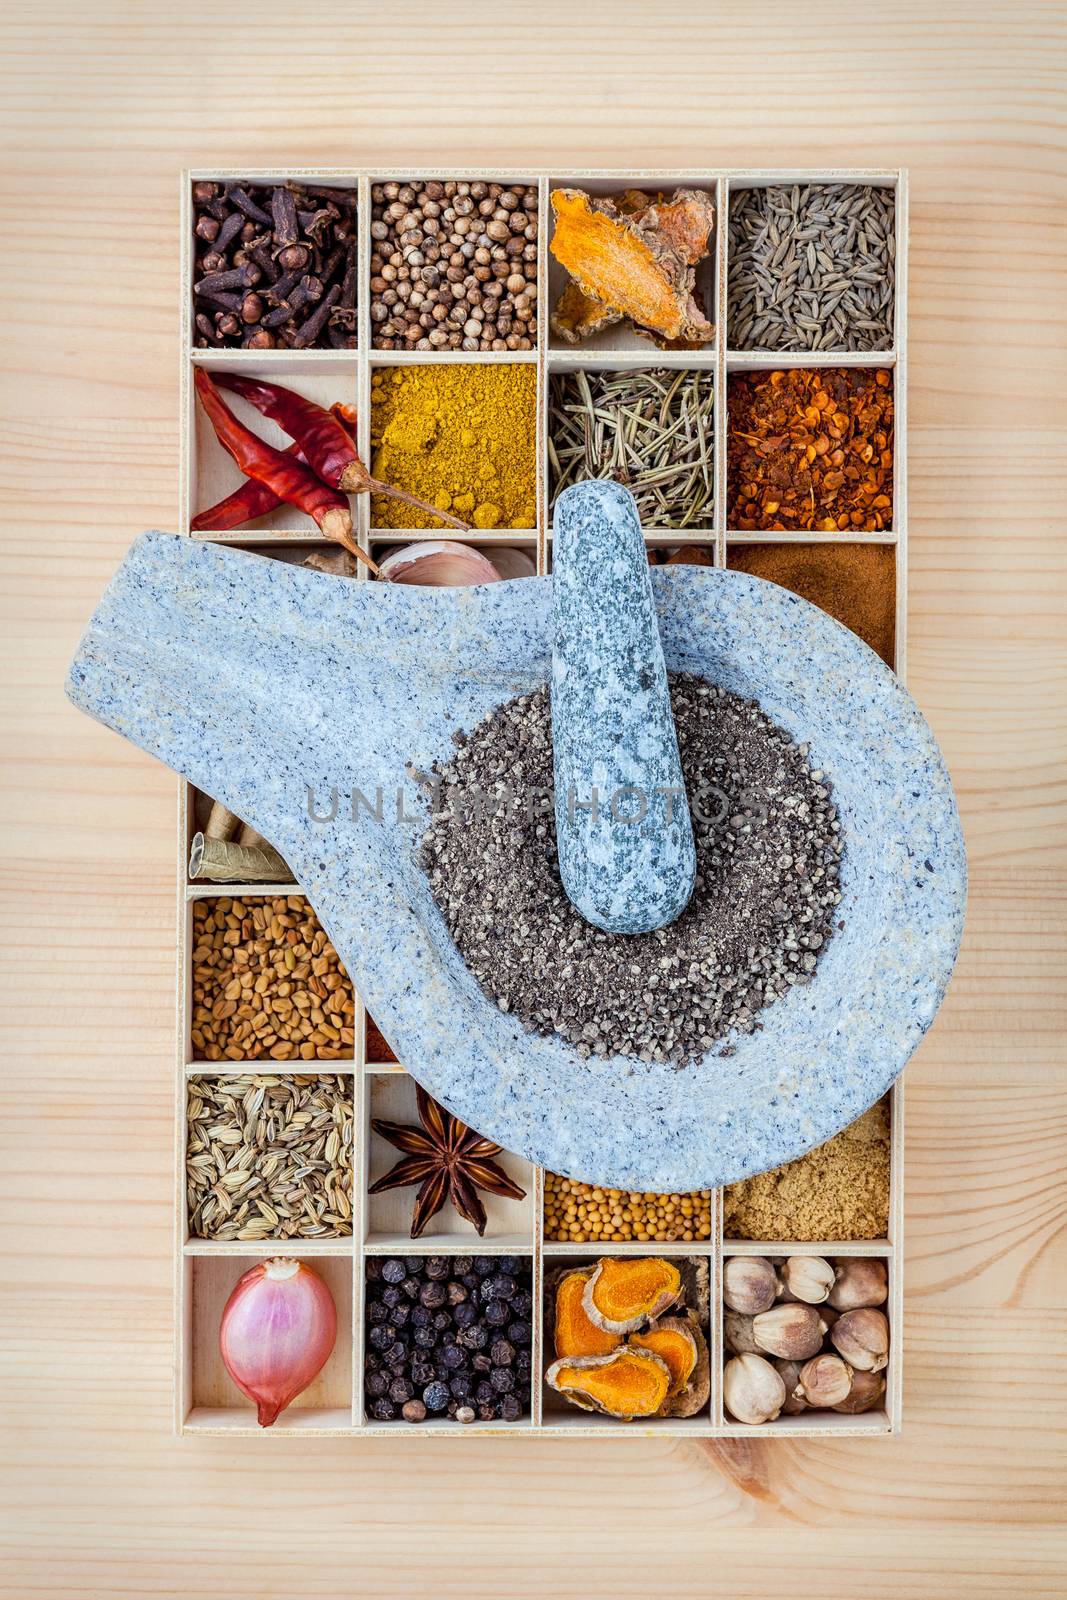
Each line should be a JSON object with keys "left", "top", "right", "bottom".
{"left": 417, "top": 675, "right": 843, "bottom": 1065}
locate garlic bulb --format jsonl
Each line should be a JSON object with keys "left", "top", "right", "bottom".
{"left": 828, "top": 1257, "right": 888, "bottom": 1311}
{"left": 723, "top": 1310, "right": 759, "bottom": 1355}
{"left": 774, "top": 1358, "right": 807, "bottom": 1414}
{"left": 832, "top": 1368, "right": 886, "bottom": 1414}
{"left": 796, "top": 1352, "right": 853, "bottom": 1407}
{"left": 722, "top": 1256, "right": 777, "bottom": 1315}
{"left": 831, "top": 1307, "right": 890, "bottom": 1372}
{"left": 781, "top": 1255, "right": 835, "bottom": 1305}
{"left": 723, "top": 1353, "right": 786, "bottom": 1426}
{"left": 475, "top": 545, "right": 536, "bottom": 580}
{"left": 752, "top": 1302, "right": 827, "bottom": 1360}
{"left": 377, "top": 541, "right": 502, "bottom": 586}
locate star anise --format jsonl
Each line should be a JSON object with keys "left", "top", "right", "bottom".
{"left": 369, "top": 1085, "right": 527, "bottom": 1239}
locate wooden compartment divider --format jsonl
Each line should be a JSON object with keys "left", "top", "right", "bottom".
{"left": 177, "top": 168, "right": 907, "bottom": 1436}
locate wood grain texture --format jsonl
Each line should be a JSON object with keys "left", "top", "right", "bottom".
{"left": 1, "top": 1, "right": 1064, "bottom": 1594}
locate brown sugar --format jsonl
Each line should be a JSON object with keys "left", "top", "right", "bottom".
{"left": 723, "top": 1099, "right": 891, "bottom": 1241}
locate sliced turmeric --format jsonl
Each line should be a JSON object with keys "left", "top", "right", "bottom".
{"left": 582, "top": 1256, "right": 682, "bottom": 1333}
{"left": 545, "top": 1347, "right": 673, "bottom": 1419}
{"left": 550, "top": 188, "right": 714, "bottom": 346}
{"left": 552, "top": 1269, "right": 623, "bottom": 1359}
{"left": 628, "top": 188, "right": 716, "bottom": 265}
{"left": 629, "top": 1312, "right": 710, "bottom": 1417}
{"left": 549, "top": 279, "right": 622, "bottom": 345}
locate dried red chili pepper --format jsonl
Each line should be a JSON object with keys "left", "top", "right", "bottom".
{"left": 212, "top": 372, "right": 471, "bottom": 531}
{"left": 193, "top": 369, "right": 365, "bottom": 561}
{"left": 191, "top": 443, "right": 303, "bottom": 532}
{"left": 190, "top": 405, "right": 357, "bottom": 533}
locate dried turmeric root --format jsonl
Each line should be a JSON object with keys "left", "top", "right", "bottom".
{"left": 550, "top": 187, "right": 714, "bottom": 346}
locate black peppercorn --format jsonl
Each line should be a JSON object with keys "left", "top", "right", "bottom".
{"left": 422, "top": 1382, "right": 449, "bottom": 1413}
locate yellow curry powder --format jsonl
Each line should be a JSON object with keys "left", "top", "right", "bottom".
{"left": 370, "top": 363, "right": 537, "bottom": 531}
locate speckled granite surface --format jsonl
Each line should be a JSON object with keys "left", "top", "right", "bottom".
{"left": 552, "top": 481, "right": 696, "bottom": 933}
{"left": 66, "top": 532, "right": 966, "bottom": 1190}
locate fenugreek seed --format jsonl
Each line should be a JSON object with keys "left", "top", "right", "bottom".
{"left": 191, "top": 897, "right": 352, "bottom": 1062}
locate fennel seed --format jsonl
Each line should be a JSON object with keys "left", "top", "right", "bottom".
{"left": 186, "top": 1072, "right": 353, "bottom": 1240}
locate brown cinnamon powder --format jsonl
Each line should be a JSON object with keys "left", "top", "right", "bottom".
{"left": 723, "top": 1098, "right": 891, "bottom": 1240}
{"left": 727, "top": 542, "right": 896, "bottom": 667}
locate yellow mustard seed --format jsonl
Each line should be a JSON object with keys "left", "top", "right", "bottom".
{"left": 543, "top": 1171, "right": 712, "bottom": 1244}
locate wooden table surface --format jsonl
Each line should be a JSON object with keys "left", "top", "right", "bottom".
{"left": 2, "top": 3, "right": 1064, "bottom": 1595}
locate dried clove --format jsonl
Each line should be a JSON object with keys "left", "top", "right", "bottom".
{"left": 192, "top": 179, "right": 357, "bottom": 350}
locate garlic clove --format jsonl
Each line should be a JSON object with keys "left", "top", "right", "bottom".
{"left": 831, "top": 1367, "right": 887, "bottom": 1414}
{"left": 475, "top": 544, "right": 536, "bottom": 580}
{"left": 828, "top": 1257, "right": 888, "bottom": 1311}
{"left": 752, "top": 1302, "right": 828, "bottom": 1360}
{"left": 723, "top": 1352, "right": 786, "bottom": 1426}
{"left": 722, "top": 1256, "right": 777, "bottom": 1315}
{"left": 781, "top": 1254, "right": 835, "bottom": 1305}
{"left": 377, "top": 540, "right": 502, "bottom": 586}
{"left": 774, "top": 1358, "right": 807, "bottom": 1414}
{"left": 796, "top": 1352, "right": 853, "bottom": 1408}
{"left": 723, "top": 1310, "right": 759, "bottom": 1355}
{"left": 830, "top": 1307, "right": 889, "bottom": 1372}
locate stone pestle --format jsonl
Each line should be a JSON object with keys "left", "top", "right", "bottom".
{"left": 551, "top": 479, "right": 697, "bottom": 934}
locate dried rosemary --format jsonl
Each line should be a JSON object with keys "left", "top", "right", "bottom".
{"left": 548, "top": 368, "right": 714, "bottom": 529}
